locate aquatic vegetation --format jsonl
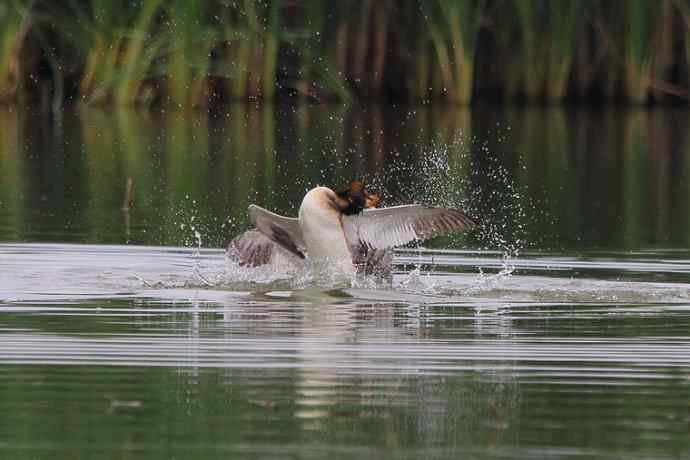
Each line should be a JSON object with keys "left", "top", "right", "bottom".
{"left": 164, "top": 0, "right": 218, "bottom": 107}
{"left": 261, "top": 0, "right": 281, "bottom": 100}
{"left": 0, "top": 1, "right": 30, "bottom": 102}
{"left": 0, "top": 0, "right": 688, "bottom": 106}
{"left": 218, "top": 0, "right": 292, "bottom": 102}
{"left": 48, "top": 0, "right": 165, "bottom": 106}
{"left": 510, "top": 0, "right": 584, "bottom": 103}
{"left": 112, "top": 0, "right": 167, "bottom": 106}
{"left": 673, "top": 0, "right": 690, "bottom": 96}
{"left": 597, "top": 0, "right": 673, "bottom": 104}
{"left": 219, "top": 0, "right": 254, "bottom": 100}
{"left": 513, "top": 0, "right": 547, "bottom": 102}
{"left": 285, "top": 1, "right": 351, "bottom": 101}
{"left": 622, "top": 0, "right": 657, "bottom": 104}
{"left": 545, "top": 0, "right": 585, "bottom": 102}
{"left": 422, "top": 0, "right": 484, "bottom": 104}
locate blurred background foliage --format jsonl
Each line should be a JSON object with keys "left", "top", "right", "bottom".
{"left": 1, "top": 0, "right": 690, "bottom": 108}
{"left": 2, "top": 104, "right": 690, "bottom": 249}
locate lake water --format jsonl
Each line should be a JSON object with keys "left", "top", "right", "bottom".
{"left": 1, "top": 105, "right": 690, "bottom": 458}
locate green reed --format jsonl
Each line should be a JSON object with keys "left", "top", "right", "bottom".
{"left": 673, "top": 0, "right": 690, "bottom": 96}
{"left": 3, "top": 0, "right": 690, "bottom": 106}
{"left": 164, "top": 0, "right": 217, "bottom": 107}
{"left": 220, "top": 0, "right": 253, "bottom": 100}
{"left": 397, "top": 0, "right": 430, "bottom": 101}
{"left": 598, "top": 0, "right": 672, "bottom": 104}
{"left": 262, "top": 0, "right": 280, "bottom": 100}
{"left": 0, "top": 1, "right": 30, "bottom": 102}
{"left": 545, "top": 1, "right": 584, "bottom": 102}
{"left": 351, "top": 0, "right": 372, "bottom": 93}
{"left": 113, "top": 0, "right": 166, "bottom": 106}
{"left": 493, "top": 11, "right": 522, "bottom": 102}
{"left": 514, "top": 0, "right": 547, "bottom": 102}
{"left": 592, "top": 0, "right": 622, "bottom": 101}
{"left": 51, "top": 0, "right": 163, "bottom": 106}
{"left": 512, "top": 0, "right": 583, "bottom": 103}
{"left": 422, "top": 0, "right": 484, "bottom": 104}
{"left": 623, "top": 0, "right": 656, "bottom": 104}
{"left": 285, "top": 1, "right": 350, "bottom": 101}
{"left": 218, "top": 0, "right": 285, "bottom": 101}
{"left": 73, "top": 0, "right": 122, "bottom": 103}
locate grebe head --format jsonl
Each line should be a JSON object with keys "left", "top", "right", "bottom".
{"left": 336, "top": 181, "right": 381, "bottom": 215}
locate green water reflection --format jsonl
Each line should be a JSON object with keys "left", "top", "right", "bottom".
{"left": 0, "top": 365, "right": 518, "bottom": 459}
{"left": 3, "top": 295, "right": 690, "bottom": 459}
{"left": 2, "top": 104, "right": 690, "bottom": 460}
{"left": 0, "top": 105, "right": 689, "bottom": 250}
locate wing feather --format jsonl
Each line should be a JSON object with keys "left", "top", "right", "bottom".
{"left": 248, "top": 205, "right": 306, "bottom": 259}
{"left": 227, "top": 229, "right": 275, "bottom": 266}
{"left": 342, "top": 204, "right": 478, "bottom": 252}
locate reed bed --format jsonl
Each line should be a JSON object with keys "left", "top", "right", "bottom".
{"left": 41, "top": 0, "right": 165, "bottom": 106}
{"left": 4, "top": 0, "right": 690, "bottom": 107}
{"left": 621, "top": 0, "right": 659, "bottom": 104}
{"left": 0, "top": 1, "right": 30, "bottom": 102}
{"left": 164, "top": 0, "right": 217, "bottom": 107}
{"left": 421, "top": 0, "right": 484, "bottom": 104}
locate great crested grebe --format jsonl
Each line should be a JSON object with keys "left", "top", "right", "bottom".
{"left": 228, "top": 181, "right": 478, "bottom": 281}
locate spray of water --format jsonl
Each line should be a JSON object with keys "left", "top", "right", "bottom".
{"left": 363, "top": 128, "right": 532, "bottom": 292}
{"left": 163, "top": 126, "right": 532, "bottom": 293}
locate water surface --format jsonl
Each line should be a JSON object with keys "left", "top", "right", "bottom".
{"left": 1, "top": 105, "right": 690, "bottom": 459}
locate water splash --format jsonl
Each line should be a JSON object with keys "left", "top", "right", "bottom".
{"left": 176, "top": 128, "right": 531, "bottom": 293}
{"left": 396, "top": 246, "right": 440, "bottom": 294}
{"left": 366, "top": 129, "right": 530, "bottom": 287}
{"left": 467, "top": 261, "right": 516, "bottom": 293}
{"left": 191, "top": 230, "right": 213, "bottom": 286}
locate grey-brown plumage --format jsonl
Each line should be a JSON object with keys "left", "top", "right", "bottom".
{"left": 342, "top": 204, "right": 478, "bottom": 254}
{"left": 227, "top": 229, "right": 274, "bottom": 267}
{"left": 247, "top": 205, "right": 305, "bottom": 259}
{"left": 227, "top": 186, "right": 478, "bottom": 279}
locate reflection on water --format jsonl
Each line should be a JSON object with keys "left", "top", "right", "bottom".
{"left": 2, "top": 105, "right": 690, "bottom": 459}
{"left": 0, "top": 244, "right": 689, "bottom": 458}
{"left": 1, "top": 106, "right": 689, "bottom": 250}
{"left": 0, "top": 243, "right": 690, "bottom": 458}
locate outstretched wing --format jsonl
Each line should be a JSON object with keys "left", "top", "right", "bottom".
{"left": 227, "top": 229, "right": 276, "bottom": 266}
{"left": 342, "top": 204, "right": 478, "bottom": 252}
{"left": 248, "top": 205, "right": 306, "bottom": 259}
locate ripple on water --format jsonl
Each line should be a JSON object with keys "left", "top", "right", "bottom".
{"left": 2, "top": 243, "right": 690, "bottom": 458}
{"left": 2, "top": 243, "right": 690, "bottom": 305}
